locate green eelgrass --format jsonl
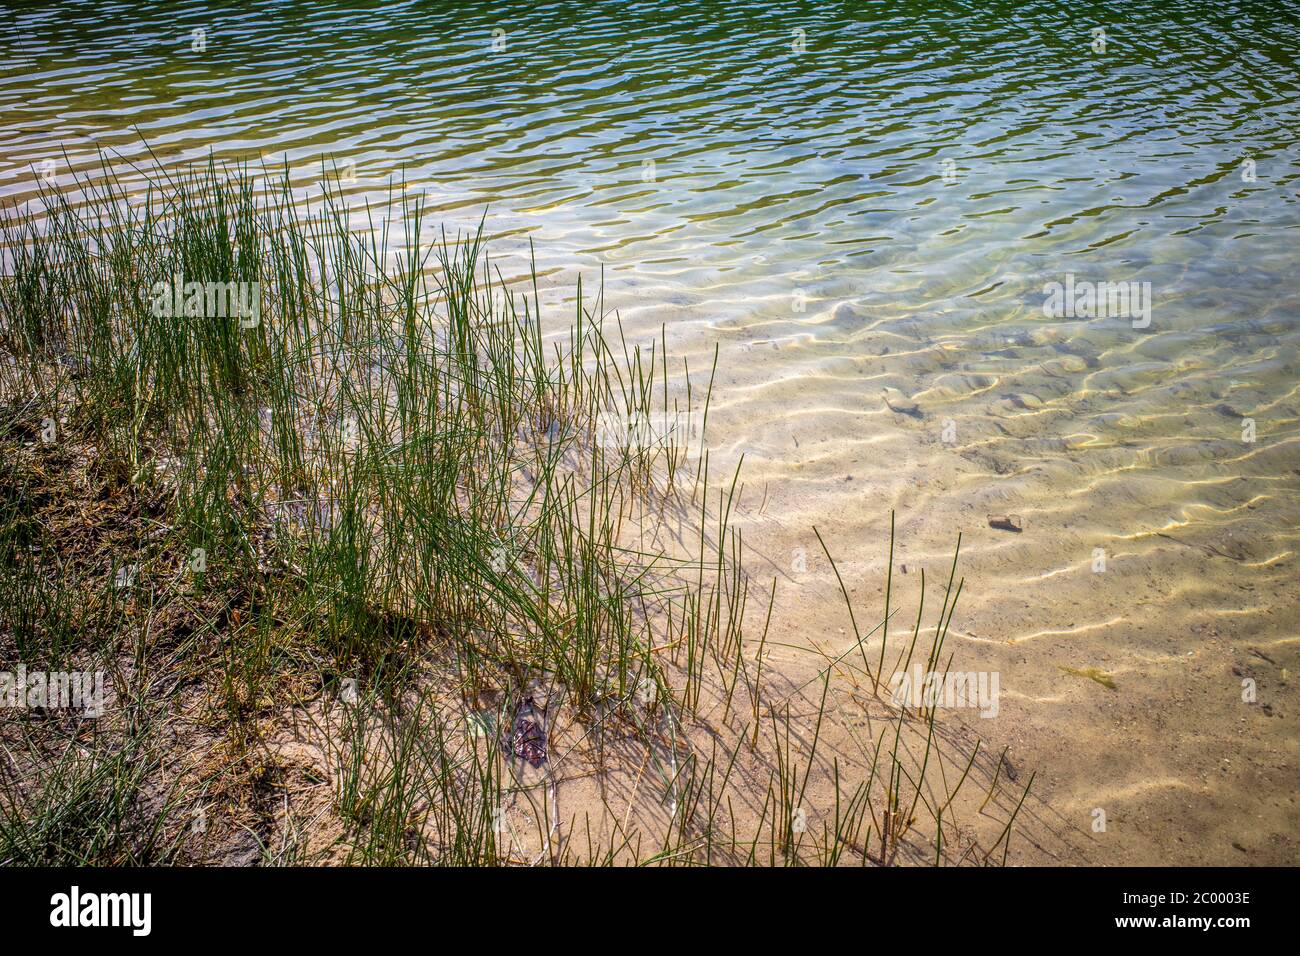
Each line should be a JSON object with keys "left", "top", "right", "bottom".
{"left": 0, "top": 151, "right": 1030, "bottom": 865}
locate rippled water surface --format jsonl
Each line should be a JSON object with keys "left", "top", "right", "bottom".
{"left": 3, "top": 0, "right": 1299, "bottom": 862}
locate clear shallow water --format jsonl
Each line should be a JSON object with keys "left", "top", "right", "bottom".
{"left": 2, "top": 0, "right": 1299, "bottom": 862}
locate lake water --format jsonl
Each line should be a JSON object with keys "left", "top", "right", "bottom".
{"left": 3, "top": 0, "right": 1297, "bottom": 863}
